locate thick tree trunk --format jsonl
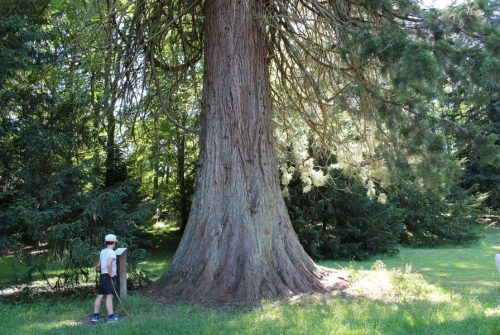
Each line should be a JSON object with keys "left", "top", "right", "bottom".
{"left": 149, "top": 0, "right": 347, "bottom": 304}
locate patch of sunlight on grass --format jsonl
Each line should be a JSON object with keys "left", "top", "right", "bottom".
{"left": 152, "top": 220, "right": 179, "bottom": 233}
{"left": 347, "top": 269, "right": 393, "bottom": 301}
{"left": 484, "top": 306, "right": 500, "bottom": 317}
{"left": 21, "top": 320, "right": 80, "bottom": 333}
{"left": 451, "top": 262, "right": 482, "bottom": 269}
{"left": 344, "top": 261, "right": 455, "bottom": 305}
{"left": 147, "top": 219, "right": 180, "bottom": 235}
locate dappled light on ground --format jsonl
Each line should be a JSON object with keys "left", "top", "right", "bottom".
{"left": 151, "top": 220, "right": 180, "bottom": 233}
{"left": 485, "top": 307, "right": 500, "bottom": 317}
{"left": 21, "top": 320, "right": 80, "bottom": 333}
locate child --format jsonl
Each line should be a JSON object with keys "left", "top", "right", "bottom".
{"left": 91, "top": 234, "right": 124, "bottom": 323}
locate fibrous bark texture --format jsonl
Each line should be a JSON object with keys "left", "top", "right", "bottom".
{"left": 148, "top": 0, "right": 347, "bottom": 305}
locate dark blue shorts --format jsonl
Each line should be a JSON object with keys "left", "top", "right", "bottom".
{"left": 98, "top": 273, "right": 117, "bottom": 295}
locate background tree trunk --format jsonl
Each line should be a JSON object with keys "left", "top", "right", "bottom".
{"left": 149, "top": 0, "right": 347, "bottom": 304}
{"left": 153, "top": 109, "right": 160, "bottom": 197}
{"left": 176, "top": 129, "right": 190, "bottom": 232}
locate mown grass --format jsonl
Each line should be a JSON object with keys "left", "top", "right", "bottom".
{"left": 0, "top": 253, "right": 69, "bottom": 287}
{"left": 1, "top": 228, "right": 499, "bottom": 335}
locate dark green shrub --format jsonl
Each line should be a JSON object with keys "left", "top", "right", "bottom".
{"left": 286, "top": 171, "right": 405, "bottom": 260}
{"left": 395, "top": 184, "right": 482, "bottom": 246}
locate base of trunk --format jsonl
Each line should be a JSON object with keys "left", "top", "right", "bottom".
{"left": 145, "top": 267, "right": 349, "bottom": 305}
{"left": 145, "top": 191, "right": 349, "bottom": 305}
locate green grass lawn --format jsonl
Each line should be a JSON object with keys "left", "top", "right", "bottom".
{"left": 0, "top": 253, "right": 69, "bottom": 287}
{"left": 1, "top": 228, "right": 499, "bottom": 335}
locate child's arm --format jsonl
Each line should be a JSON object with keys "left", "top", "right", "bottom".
{"left": 96, "top": 258, "right": 101, "bottom": 271}
{"left": 107, "top": 256, "right": 114, "bottom": 277}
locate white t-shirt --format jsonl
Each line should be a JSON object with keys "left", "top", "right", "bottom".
{"left": 100, "top": 248, "right": 117, "bottom": 276}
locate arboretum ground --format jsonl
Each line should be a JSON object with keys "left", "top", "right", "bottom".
{"left": 0, "top": 227, "right": 499, "bottom": 335}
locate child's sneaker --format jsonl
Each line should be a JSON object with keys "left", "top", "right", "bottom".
{"left": 90, "top": 314, "right": 103, "bottom": 323}
{"left": 107, "top": 315, "right": 124, "bottom": 323}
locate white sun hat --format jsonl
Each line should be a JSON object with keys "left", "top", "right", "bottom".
{"left": 105, "top": 234, "right": 118, "bottom": 242}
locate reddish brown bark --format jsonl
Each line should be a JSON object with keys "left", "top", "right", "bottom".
{"left": 148, "top": 0, "right": 347, "bottom": 304}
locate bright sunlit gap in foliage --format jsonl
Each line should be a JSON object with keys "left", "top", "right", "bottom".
{"left": 420, "top": 0, "right": 466, "bottom": 9}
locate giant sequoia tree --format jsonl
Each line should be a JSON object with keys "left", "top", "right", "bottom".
{"left": 144, "top": 0, "right": 481, "bottom": 303}
{"left": 146, "top": 0, "right": 438, "bottom": 304}
{"left": 148, "top": 0, "right": 348, "bottom": 304}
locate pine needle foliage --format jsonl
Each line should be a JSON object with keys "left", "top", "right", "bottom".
{"left": 286, "top": 170, "right": 405, "bottom": 260}
{"left": 0, "top": 0, "right": 155, "bottom": 290}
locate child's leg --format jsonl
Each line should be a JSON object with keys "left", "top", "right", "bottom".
{"left": 105, "top": 294, "right": 114, "bottom": 316}
{"left": 93, "top": 295, "right": 103, "bottom": 314}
